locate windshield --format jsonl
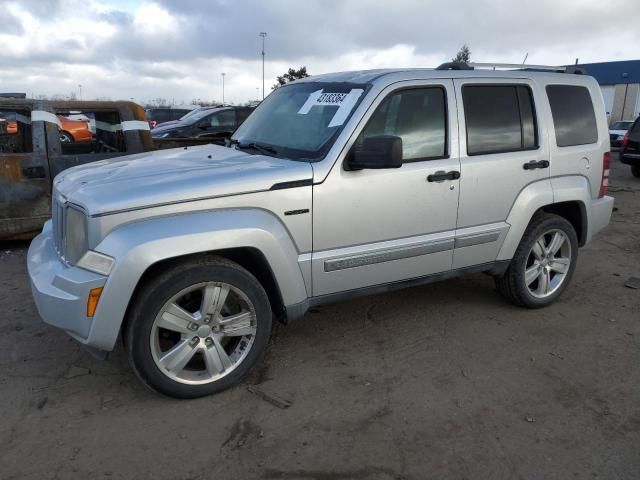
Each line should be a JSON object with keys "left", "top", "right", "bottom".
{"left": 184, "top": 107, "right": 225, "bottom": 124}
{"left": 179, "top": 108, "right": 204, "bottom": 121}
{"left": 231, "top": 81, "right": 368, "bottom": 161}
{"left": 611, "top": 121, "right": 632, "bottom": 130}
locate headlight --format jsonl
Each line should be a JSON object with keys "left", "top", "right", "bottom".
{"left": 77, "top": 251, "right": 115, "bottom": 276}
{"left": 64, "top": 205, "right": 88, "bottom": 264}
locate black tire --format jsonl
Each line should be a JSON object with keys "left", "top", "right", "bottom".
{"left": 125, "top": 256, "right": 272, "bottom": 399}
{"left": 495, "top": 213, "right": 578, "bottom": 308}
{"left": 632, "top": 165, "right": 640, "bottom": 178}
{"left": 60, "top": 131, "right": 74, "bottom": 143}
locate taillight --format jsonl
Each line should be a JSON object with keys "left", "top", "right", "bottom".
{"left": 622, "top": 131, "right": 630, "bottom": 148}
{"left": 599, "top": 151, "right": 610, "bottom": 198}
{"left": 149, "top": 120, "right": 157, "bottom": 129}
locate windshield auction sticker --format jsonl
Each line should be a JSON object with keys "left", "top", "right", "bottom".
{"left": 297, "top": 88, "right": 364, "bottom": 127}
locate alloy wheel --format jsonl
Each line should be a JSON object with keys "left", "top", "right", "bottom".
{"left": 524, "top": 229, "right": 572, "bottom": 299}
{"left": 150, "top": 282, "right": 257, "bottom": 385}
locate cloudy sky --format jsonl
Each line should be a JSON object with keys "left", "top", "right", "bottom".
{"left": 1, "top": 0, "right": 638, "bottom": 105}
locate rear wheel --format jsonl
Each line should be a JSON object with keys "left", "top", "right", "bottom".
{"left": 495, "top": 213, "right": 578, "bottom": 308}
{"left": 59, "top": 131, "right": 74, "bottom": 143}
{"left": 125, "top": 256, "right": 272, "bottom": 398}
{"left": 632, "top": 165, "right": 640, "bottom": 178}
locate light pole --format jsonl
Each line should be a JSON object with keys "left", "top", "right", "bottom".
{"left": 221, "top": 72, "right": 226, "bottom": 104}
{"left": 259, "top": 32, "right": 267, "bottom": 100}
{"left": 78, "top": 84, "right": 82, "bottom": 100}
{"left": 256, "top": 87, "right": 259, "bottom": 101}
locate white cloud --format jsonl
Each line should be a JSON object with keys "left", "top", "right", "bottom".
{"left": 1, "top": 0, "right": 638, "bottom": 105}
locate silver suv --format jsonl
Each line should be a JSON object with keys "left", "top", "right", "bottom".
{"left": 28, "top": 63, "right": 614, "bottom": 398}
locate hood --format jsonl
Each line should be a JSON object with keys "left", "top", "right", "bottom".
{"left": 54, "top": 144, "right": 313, "bottom": 216}
{"left": 151, "top": 121, "right": 188, "bottom": 136}
{"left": 153, "top": 120, "right": 180, "bottom": 129}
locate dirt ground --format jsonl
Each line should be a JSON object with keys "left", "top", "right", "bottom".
{"left": 1, "top": 157, "right": 639, "bottom": 480}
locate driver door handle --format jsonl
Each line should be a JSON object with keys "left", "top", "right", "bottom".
{"left": 523, "top": 160, "right": 549, "bottom": 170}
{"left": 427, "top": 170, "right": 461, "bottom": 182}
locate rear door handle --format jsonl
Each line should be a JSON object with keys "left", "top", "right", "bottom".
{"left": 523, "top": 160, "right": 549, "bottom": 170}
{"left": 427, "top": 170, "right": 461, "bottom": 182}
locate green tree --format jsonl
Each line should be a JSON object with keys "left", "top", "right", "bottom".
{"left": 452, "top": 44, "right": 471, "bottom": 63}
{"left": 272, "top": 66, "right": 310, "bottom": 90}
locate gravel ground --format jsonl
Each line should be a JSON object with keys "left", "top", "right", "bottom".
{"left": 1, "top": 157, "right": 638, "bottom": 480}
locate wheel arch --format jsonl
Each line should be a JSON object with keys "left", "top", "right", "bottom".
{"left": 120, "top": 247, "right": 286, "bottom": 346}
{"left": 539, "top": 201, "right": 587, "bottom": 246}
{"left": 497, "top": 177, "right": 592, "bottom": 261}
{"left": 86, "top": 209, "right": 308, "bottom": 352}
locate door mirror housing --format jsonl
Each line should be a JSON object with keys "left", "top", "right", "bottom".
{"left": 347, "top": 135, "right": 403, "bottom": 170}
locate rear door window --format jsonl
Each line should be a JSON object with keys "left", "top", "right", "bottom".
{"left": 546, "top": 85, "right": 598, "bottom": 147}
{"left": 0, "top": 110, "right": 33, "bottom": 153}
{"left": 462, "top": 85, "right": 538, "bottom": 155}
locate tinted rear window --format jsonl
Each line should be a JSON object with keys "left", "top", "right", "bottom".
{"left": 462, "top": 85, "right": 538, "bottom": 155}
{"left": 546, "top": 85, "right": 598, "bottom": 147}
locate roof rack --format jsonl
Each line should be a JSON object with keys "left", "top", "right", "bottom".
{"left": 435, "top": 61, "right": 587, "bottom": 75}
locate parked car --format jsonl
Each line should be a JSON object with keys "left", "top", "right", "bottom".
{"left": 28, "top": 63, "right": 614, "bottom": 398}
{"left": 609, "top": 120, "right": 634, "bottom": 148}
{"left": 153, "top": 105, "right": 224, "bottom": 129}
{"left": 620, "top": 116, "right": 640, "bottom": 177}
{"left": 0, "top": 112, "right": 18, "bottom": 135}
{"left": 151, "top": 106, "right": 254, "bottom": 146}
{"left": 58, "top": 114, "right": 93, "bottom": 143}
{"left": 145, "top": 107, "right": 194, "bottom": 129}
{"left": 0, "top": 99, "right": 153, "bottom": 239}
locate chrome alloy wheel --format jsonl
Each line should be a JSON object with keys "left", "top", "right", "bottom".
{"left": 524, "top": 229, "right": 572, "bottom": 299}
{"left": 150, "top": 282, "right": 257, "bottom": 385}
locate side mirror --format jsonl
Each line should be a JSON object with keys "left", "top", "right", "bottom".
{"left": 347, "top": 135, "right": 403, "bottom": 170}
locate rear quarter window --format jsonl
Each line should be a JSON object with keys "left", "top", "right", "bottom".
{"left": 546, "top": 85, "right": 598, "bottom": 147}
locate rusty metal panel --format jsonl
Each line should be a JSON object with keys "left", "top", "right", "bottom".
{"left": 0, "top": 99, "right": 154, "bottom": 239}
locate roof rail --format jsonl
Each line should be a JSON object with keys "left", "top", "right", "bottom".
{"left": 435, "top": 62, "right": 587, "bottom": 75}
{"left": 469, "top": 62, "right": 588, "bottom": 75}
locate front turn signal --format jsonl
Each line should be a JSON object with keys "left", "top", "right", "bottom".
{"left": 87, "top": 287, "right": 104, "bottom": 317}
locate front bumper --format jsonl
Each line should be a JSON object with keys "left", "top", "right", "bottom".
{"left": 27, "top": 221, "right": 107, "bottom": 346}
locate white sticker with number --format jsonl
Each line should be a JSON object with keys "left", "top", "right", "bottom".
{"left": 297, "top": 88, "right": 364, "bottom": 127}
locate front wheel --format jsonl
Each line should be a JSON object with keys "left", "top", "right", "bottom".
{"left": 125, "top": 256, "right": 272, "bottom": 398}
{"left": 495, "top": 213, "right": 578, "bottom": 308}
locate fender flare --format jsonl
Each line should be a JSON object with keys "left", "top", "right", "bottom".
{"left": 496, "top": 180, "right": 554, "bottom": 261}
{"left": 85, "top": 208, "right": 308, "bottom": 351}
{"left": 497, "top": 176, "right": 593, "bottom": 261}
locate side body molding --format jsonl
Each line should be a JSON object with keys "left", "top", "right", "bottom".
{"left": 497, "top": 179, "right": 554, "bottom": 261}
{"left": 87, "top": 209, "right": 308, "bottom": 351}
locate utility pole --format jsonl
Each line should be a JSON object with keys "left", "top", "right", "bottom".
{"left": 259, "top": 32, "right": 267, "bottom": 100}
{"left": 221, "top": 72, "right": 226, "bottom": 104}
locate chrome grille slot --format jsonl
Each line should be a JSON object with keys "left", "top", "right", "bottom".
{"left": 52, "top": 196, "right": 65, "bottom": 258}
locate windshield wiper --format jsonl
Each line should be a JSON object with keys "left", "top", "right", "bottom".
{"left": 225, "top": 138, "right": 279, "bottom": 157}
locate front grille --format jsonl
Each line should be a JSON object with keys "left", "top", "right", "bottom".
{"left": 52, "top": 195, "right": 65, "bottom": 257}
